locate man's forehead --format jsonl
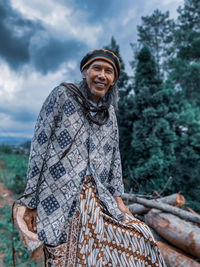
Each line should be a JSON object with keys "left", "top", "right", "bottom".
{"left": 90, "top": 60, "right": 114, "bottom": 70}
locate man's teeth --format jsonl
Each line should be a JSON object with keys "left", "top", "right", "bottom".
{"left": 95, "top": 82, "right": 105, "bottom": 87}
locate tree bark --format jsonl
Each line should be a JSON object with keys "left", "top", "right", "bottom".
{"left": 186, "top": 207, "right": 199, "bottom": 215}
{"left": 146, "top": 209, "right": 200, "bottom": 258}
{"left": 157, "top": 241, "right": 200, "bottom": 267}
{"left": 127, "top": 195, "right": 200, "bottom": 224}
{"left": 125, "top": 193, "right": 185, "bottom": 214}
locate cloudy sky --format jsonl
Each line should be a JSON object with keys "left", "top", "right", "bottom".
{"left": 0, "top": 0, "right": 184, "bottom": 138}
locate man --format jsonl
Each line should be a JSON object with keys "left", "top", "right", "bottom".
{"left": 16, "top": 49, "right": 165, "bottom": 266}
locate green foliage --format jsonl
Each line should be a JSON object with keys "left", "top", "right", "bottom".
{"left": 137, "top": 9, "right": 175, "bottom": 71}
{"left": 113, "top": 0, "right": 200, "bottom": 212}
{"left": 171, "top": 103, "right": 200, "bottom": 211}
{"left": 168, "top": 0, "right": 200, "bottom": 105}
{"left": 0, "top": 145, "right": 13, "bottom": 154}
{"left": 129, "top": 47, "right": 178, "bottom": 193}
{"left": 0, "top": 205, "right": 36, "bottom": 267}
{"left": 0, "top": 152, "right": 41, "bottom": 266}
{"left": 104, "top": 37, "right": 135, "bottom": 190}
{"left": 164, "top": 0, "right": 200, "bottom": 209}
{"left": 0, "top": 153, "right": 28, "bottom": 195}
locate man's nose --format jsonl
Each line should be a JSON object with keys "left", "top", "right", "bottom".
{"left": 98, "top": 69, "right": 106, "bottom": 79}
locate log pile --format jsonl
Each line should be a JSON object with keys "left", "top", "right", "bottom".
{"left": 122, "top": 193, "right": 200, "bottom": 266}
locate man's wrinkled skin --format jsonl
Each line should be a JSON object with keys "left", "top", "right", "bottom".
{"left": 82, "top": 60, "right": 115, "bottom": 103}
{"left": 23, "top": 207, "right": 37, "bottom": 233}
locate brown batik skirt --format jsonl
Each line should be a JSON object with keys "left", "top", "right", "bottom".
{"left": 43, "top": 175, "right": 166, "bottom": 266}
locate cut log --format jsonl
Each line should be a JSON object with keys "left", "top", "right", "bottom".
{"left": 128, "top": 195, "right": 200, "bottom": 225}
{"left": 31, "top": 244, "right": 44, "bottom": 263}
{"left": 157, "top": 241, "right": 200, "bottom": 267}
{"left": 146, "top": 209, "right": 200, "bottom": 258}
{"left": 125, "top": 193, "right": 185, "bottom": 214}
{"left": 128, "top": 204, "right": 149, "bottom": 214}
{"left": 124, "top": 193, "right": 185, "bottom": 207}
{"left": 186, "top": 207, "right": 199, "bottom": 215}
{"left": 148, "top": 227, "right": 167, "bottom": 243}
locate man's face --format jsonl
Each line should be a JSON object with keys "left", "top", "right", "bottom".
{"left": 82, "top": 60, "right": 115, "bottom": 103}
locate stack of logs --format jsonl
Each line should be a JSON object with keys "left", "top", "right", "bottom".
{"left": 122, "top": 193, "right": 200, "bottom": 267}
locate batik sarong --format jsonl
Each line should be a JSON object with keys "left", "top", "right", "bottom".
{"left": 44, "top": 175, "right": 166, "bottom": 266}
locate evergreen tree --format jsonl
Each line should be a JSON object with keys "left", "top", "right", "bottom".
{"left": 166, "top": 0, "right": 200, "bottom": 211}
{"left": 171, "top": 103, "right": 200, "bottom": 211}
{"left": 130, "top": 46, "right": 178, "bottom": 193}
{"left": 104, "top": 37, "right": 134, "bottom": 188}
{"left": 137, "top": 9, "right": 175, "bottom": 71}
{"left": 169, "top": 0, "right": 200, "bottom": 105}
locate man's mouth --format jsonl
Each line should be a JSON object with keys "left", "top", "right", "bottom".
{"left": 94, "top": 81, "right": 106, "bottom": 88}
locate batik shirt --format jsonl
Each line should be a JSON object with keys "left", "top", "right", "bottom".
{"left": 19, "top": 84, "right": 124, "bottom": 245}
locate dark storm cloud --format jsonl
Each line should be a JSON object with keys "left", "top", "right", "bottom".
{"left": 0, "top": 0, "right": 42, "bottom": 70}
{"left": 31, "top": 38, "right": 87, "bottom": 74}
{"left": 0, "top": 106, "right": 36, "bottom": 123}
{"left": 0, "top": 0, "right": 87, "bottom": 74}
{"left": 12, "top": 109, "right": 36, "bottom": 123}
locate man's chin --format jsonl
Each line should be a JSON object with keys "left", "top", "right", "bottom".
{"left": 90, "top": 88, "right": 105, "bottom": 97}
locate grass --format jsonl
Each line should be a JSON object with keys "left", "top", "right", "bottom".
{"left": 0, "top": 152, "right": 28, "bottom": 195}
{"left": 0, "top": 151, "right": 42, "bottom": 266}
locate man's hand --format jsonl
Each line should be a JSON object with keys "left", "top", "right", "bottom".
{"left": 23, "top": 207, "right": 37, "bottom": 233}
{"left": 114, "top": 196, "right": 133, "bottom": 222}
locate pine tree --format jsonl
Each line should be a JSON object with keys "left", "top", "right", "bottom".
{"left": 137, "top": 9, "right": 175, "bottom": 71}
{"left": 171, "top": 102, "right": 200, "bottom": 211}
{"left": 130, "top": 46, "right": 178, "bottom": 193}
{"left": 169, "top": 0, "right": 200, "bottom": 105}
{"left": 104, "top": 37, "right": 134, "bottom": 188}
{"left": 166, "top": 0, "right": 200, "bottom": 211}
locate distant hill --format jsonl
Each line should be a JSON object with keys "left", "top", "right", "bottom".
{"left": 0, "top": 136, "right": 31, "bottom": 146}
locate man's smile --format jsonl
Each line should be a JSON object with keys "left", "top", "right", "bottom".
{"left": 93, "top": 81, "right": 107, "bottom": 88}
{"left": 82, "top": 60, "right": 115, "bottom": 102}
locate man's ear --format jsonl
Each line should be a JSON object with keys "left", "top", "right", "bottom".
{"left": 81, "top": 71, "right": 86, "bottom": 79}
{"left": 111, "top": 78, "right": 116, "bottom": 86}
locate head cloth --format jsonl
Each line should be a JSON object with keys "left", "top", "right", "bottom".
{"left": 80, "top": 49, "right": 120, "bottom": 79}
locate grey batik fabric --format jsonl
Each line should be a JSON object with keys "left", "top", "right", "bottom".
{"left": 19, "top": 84, "right": 124, "bottom": 245}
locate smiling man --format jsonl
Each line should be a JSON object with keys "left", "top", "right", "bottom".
{"left": 82, "top": 60, "right": 115, "bottom": 102}
{"left": 15, "top": 49, "right": 165, "bottom": 266}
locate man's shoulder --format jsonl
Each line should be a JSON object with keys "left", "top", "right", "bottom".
{"left": 52, "top": 83, "right": 75, "bottom": 97}
{"left": 47, "top": 83, "right": 77, "bottom": 106}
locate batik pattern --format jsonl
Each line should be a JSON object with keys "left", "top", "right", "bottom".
{"left": 44, "top": 202, "right": 81, "bottom": 266}
{"left": 19, "top": 84, "right": 124, "bottom": 245}
{"left": 44, "top": 175, "right": 166, "bottom": 266}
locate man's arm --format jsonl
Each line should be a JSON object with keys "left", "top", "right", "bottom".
{"left": 114, "top": 196, "right": 133, "bottom": 222}
{"left": 19, "top": 87, "right": 60, "bottom": 208}
{"left": 17, "top": 89, "right": 61, "bottom": 235}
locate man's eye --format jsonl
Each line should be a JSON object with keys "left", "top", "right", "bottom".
{"left": 106, "top": 70, "right": 113, "bottom": 74}
{"left": 93, "top": 66, "right": 100, "bottom": 71}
